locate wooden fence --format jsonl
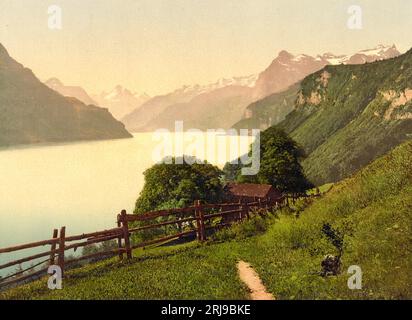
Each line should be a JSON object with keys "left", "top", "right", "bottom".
{"left": 0, "top": 197, "right": 286, "bottom": 289}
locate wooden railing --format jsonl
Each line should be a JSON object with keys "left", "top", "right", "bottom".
{"left": 0, "top": 197, "right": 286, "bottom": 289}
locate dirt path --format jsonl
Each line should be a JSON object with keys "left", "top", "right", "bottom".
{"left": 237, "top": 261, "right": 275, "bottom": 300}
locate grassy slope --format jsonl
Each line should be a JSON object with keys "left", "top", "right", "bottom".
{"left": 278, "top": 49, "right": 412, "bottom": 185}
{"left": 2, "top": 141, "right": 411, "bottom": 300}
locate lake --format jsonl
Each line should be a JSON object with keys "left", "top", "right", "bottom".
{"left": 0, "top": 132, "right": 253, "bottom": 274}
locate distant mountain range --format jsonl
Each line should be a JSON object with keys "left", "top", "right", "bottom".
{"left": 44, "top": 79, "right": 149, "bottom": 120}
{"left": 122, "top": 75, "right": 258, "bottom": 131}
{"left": 233, "top": 44, "right": 401, "bottom": 130}
{"left": 91, "top": 86, "right": 150, "bottom": 120}
{"left": 0, "top": 43, "right": 131, "bottom": 147}
{"left": 253, "top": 44, "right": 400, "bottom": 99}
{"left": 45, "top": 78, "right": 98, "bottom": 106}
{"left": 123, "top": 44, "right": 401, "bottom": 132}
{"left": 277, "top": 47, "right": 412, "bottom": 185}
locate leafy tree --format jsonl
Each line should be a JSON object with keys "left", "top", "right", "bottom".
{"left": 224, "top": 127, "right": 313, "bottom": 193}
{"left": 135, "top": 156, "right": 224, "bottom": 214}
{"left": 133, "top": 156, "right": 224, "bottom": 241}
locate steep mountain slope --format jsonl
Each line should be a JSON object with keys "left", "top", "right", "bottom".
{"left": 253, "top": 51, "right": 327, "bottom": 99}
{"left": 233, "top": 45, "right": 401, "bottom": 130}
{"left": 253, "top": 45, "right": 400, "bottom": 99}
{"left": 45, "top": 78, "right": 98, "bottom": 106}
{"left": 92, "top": 86, "right": 150, "bottom": 120}
{"left": 233, "top": 83, "right": 300, "bottom": 130}
{"left": 0, "top": 44, "right": 131, "bottom": 147}
{"left": 277, "top": 48, "right": 412, "bottom": 185}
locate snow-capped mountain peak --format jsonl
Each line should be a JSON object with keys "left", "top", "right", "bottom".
{"left": 346, "top": 44, "right": 400, "bottom": 64}
{"left": 358, "top": 44, "right": 397, "bottom": 56}
{"left": 271, "top": 44, "right": 401, "bottom": 67}
{"left": 92, "top": 85, "right": 151, "bottom": 120}
{"left": 102, "top": 85, "right": 148, "bottom": 101}
{"left": 173, "top": 74, "right": 258, "bottom": 96}
{"left": 253, "top": 44, "right": 402, "bottom": 98}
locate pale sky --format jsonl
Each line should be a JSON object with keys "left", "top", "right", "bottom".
{"left": 0, "top": 0, "right": 411, "bottom": 96}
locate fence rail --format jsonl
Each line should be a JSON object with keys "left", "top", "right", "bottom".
{"left": 0, "top": 196, "right": 291, "bottom": 289}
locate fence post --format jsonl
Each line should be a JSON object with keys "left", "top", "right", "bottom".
{"left": 49, "top": 229, "right": 58, "bottom": 266}
{"left": 120, "top": 210, "right": 132, "bottom": 259}
{"left": 199, "top": 204, "right": 206, "bottom": 241}
{"left": 117, "top": 215, "right": 124, "bottom": 261}
{"left": 244, "top": 203, "right": 250, "bottom": 219}
{"left": 194, "top": 200, "right": 202, "bottom": 241}
{"left": 238, "top": 200, "right": 242, "bottom": 220}
{"left": 57, "top": 226, "right": 66, "bottom": 277}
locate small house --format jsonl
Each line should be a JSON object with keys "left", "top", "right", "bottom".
{"left": 224, "top": 182, "right": 283, "bottom": 204}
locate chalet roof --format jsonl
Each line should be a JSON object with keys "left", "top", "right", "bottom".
{"left": 225, "top": 183, "right": 280, "bottom": 198}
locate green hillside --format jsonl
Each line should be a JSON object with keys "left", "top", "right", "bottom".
{"left": 278, "top": 49, "right": 412, "bottom": 185}
{"left": 3, "top": 141, "right": 411, "bottom": 300}
{"left": 233, "top": 83, "right": 300, "bottom": 130}
{"left": 0, "top": 44, "right": 131, "bottom": 147}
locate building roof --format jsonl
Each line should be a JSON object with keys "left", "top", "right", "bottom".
{"left": 225, "top": 183, "right": 281, "bottom": 198}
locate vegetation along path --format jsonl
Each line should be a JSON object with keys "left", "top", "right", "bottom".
{"left": 1, "top": 141, "right": 411, "bottom": 299}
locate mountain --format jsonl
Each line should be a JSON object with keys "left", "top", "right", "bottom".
{"left": 45, "top": 78, "right": 98, "bottom": 106}
{"left": 122, "top": 75, "right": 257, "bottom": 131}
{"left": 276, "top": 47, "right": 412, "bottom": 185}
{"left": 233, "top": 45, "right": 401, "bottom": 130}
{"left": 253, "top": 51, "right": 328, "bottom": 99}
{"left": 346, "top": 44, "right": 400, "bottom": 64}
{"left": 0, "top": 43, "right": 132, "bottom": 147}
{"left": 92, "top": 86, "right": 150, "bottom": 120}
{"left": 141, "top": 85, "right": 254, "bottom": 131}
{"left": 233, "top": 83, "right": 300, "bottom": 131}
{"left": 255, "top": 44, "right": 400, "bottom": 99}
{"left": 124, "top": 45, "right": 400, "bottom": 132}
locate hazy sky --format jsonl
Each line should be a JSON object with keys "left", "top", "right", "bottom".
{"left": 1, "top": 0, "right": 411, "bottom": 95}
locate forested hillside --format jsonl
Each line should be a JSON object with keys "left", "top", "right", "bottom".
{"left": 278, "top": 49, "right": 412, "bottom": 184}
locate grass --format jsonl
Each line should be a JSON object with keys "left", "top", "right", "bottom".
{"left": 307, "top": 183, "right": 334, "bottom": 195}
{"left": 0, "top": 243, "right": 248, "bottom": 300}
{"left": 2, "top": 141, "right": 411, "bottom": 300}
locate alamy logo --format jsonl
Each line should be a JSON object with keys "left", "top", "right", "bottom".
{"left": 347, "top": 265, "right": 362, "bottom": 290}
{"left": 152, "top": 121, "right": 261, "bottom": 176}
{"left": 48, "top": 5, "right": 62, "bottom": 30}
{"left": 347, "top": 5, "right": 363, "bottom": 30}
{"left": 47, "top": 265, "right": 62, "bottom": 290}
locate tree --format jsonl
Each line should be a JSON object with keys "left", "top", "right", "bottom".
{"left": 135, "top": 156, "right": 224, "bottom": 214}
{"left": 224, "top": 127, "right": 313, "bottom": 193}
{"left": 133, "top": 156, "right": 224, "bottom": 241}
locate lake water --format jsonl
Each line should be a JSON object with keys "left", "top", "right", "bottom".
{"left": 0, "top": 133, "right": 252, "bottom": 275}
